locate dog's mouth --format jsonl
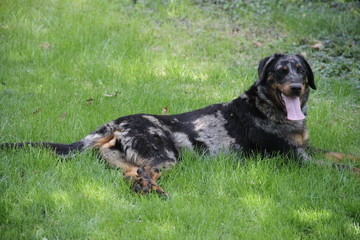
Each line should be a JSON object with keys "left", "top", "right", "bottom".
{"left": 277, "top": 90, "right": 305, "bottom": 121}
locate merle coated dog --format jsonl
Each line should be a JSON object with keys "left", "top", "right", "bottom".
{"left": 2, "top": 53, "right": 358, "bottom": 196}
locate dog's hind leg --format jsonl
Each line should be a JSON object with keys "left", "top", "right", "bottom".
{"left": 96, "top": 132, "right": 172, "bottom": 196}
{"left": 130, "top": 166, "right": 168, "bottom": 196}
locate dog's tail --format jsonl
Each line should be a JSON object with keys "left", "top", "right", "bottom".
{"left": 0, "top": 141, "right": 85, "bottom": 155}
{"left": 0, "top": 121, "right": 118, "bottom": 156}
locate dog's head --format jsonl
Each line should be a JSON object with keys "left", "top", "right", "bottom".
{"left": 256, "top": 53, "right": 316, "bottom": 121}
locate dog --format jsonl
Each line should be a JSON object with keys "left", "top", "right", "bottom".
{"left": 1, "top": 53, "right": 358, "bottom": 196}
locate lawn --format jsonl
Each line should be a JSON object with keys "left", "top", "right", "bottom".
{"left": 1, "top": 0, "right": 359, "bottom": 239}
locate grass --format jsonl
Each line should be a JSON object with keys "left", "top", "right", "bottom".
{"left": 1, "top": 0, "right": 359, "bottom": 239}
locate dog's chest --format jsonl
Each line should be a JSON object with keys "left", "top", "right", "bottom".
{"left": 253, "top": 117, "right": 308, "bottom": 148}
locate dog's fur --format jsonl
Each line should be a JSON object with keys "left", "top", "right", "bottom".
{"left": 1, "top": 53, "right": 358, "bottom": 196}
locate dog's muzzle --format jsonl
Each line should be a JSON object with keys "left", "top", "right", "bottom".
{"left": 290, "top": 83, "right": 302, "bottom": 96}
{"left": 280, "top": 83, "right": 305, "bottom": 121}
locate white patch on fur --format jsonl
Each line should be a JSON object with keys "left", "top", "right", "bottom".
{"left": 165, "top": 149, "right": 176, "bottom": 161}
{"left": 148, "top": 127, "right": 165, "bottom": 136}
{"left": 193, "top": 111, "right": 235, "bottom": 154}
{"left": 143, "top": 115, "right": 163, "bottom": 127}
{"left": 82, "top": 133, "right": 104, "bottom": 148}
{"left": 173, "top": 132, "right": 194, "bottom": 150}
{"left": 240, "top": 93, "right": 248, "bottom": 99}
{"left": 82, "top": 121, "right": 118, "bottom": 148}
{"left": 143, "top": 115, "right": 172, "bottom": 133}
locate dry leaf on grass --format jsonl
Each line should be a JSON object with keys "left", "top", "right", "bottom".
{"left": 60, "top": 112, "right": 67, "bottom": 120}
{"left": 152, "top": 46, "right": 161, "bottom": 51}
{"left": 41, "top": 42, "right": 52, "bottom": 50}
{"left": 103, "top": 91, "right": 119, "bottom": 97}
{"left": 300, "top": 52, "right": 307, "bottom": 58}
{"left": 253, "top": 41, "right": 263, "bottom": 48}
{"left": 310, "top": 42, "right": 323, "bottom": 49}
{"left": 162, "top": 106, "right": 169, "bottom": 115}
{"left": 86, "top": 98, "right": 94, "bottom": 105}
{"left": 32, "top": 108, "right": 41, "bottom": 114}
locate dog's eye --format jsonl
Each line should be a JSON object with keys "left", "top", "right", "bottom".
{"left": 297, "top": 67, "right": 305, "bottom": 74}
{"left": 280, "top": 68, "right": 288, "bottom": 74}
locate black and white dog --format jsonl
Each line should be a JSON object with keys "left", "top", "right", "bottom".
{"left": 2, "top": 53, "right": 358, "bottom": 195}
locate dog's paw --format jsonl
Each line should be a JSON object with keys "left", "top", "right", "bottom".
{"left": 132, "top": 167, "right": 168, "bottom": 197}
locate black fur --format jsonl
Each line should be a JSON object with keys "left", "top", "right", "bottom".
{"left": 0, "top": 142, "right": 84, "bottom": 155}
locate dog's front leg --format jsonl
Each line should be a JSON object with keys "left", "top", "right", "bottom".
{"left": 297, "top": 147, "right": 360, "bottom": 176}
{"left": 295, "top": 148, "right": 311, "bottom": 163}
{"left": 307, "top": 146, "right": 360, "bottom": 164}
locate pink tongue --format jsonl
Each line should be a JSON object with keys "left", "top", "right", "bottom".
{"left": 282, "top": 95, "right": 305, "bottom": 121}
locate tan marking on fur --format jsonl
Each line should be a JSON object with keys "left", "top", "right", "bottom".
{"left": 292, "top": 130, "right": 308, "bottom": 147}
{"left": 94, "top": 132, "right": 141, "bottom": 173}
{"left": 94, "top": 134, "right": 115, "bottom": 149}
{"left": 324, "top": 152, "right": 359, "bottom": 163}
{"left": 99, "top": 150, "right": 129, "bottom": 170}
{"left": 129, "top": 166, "right": 168, "bottom": 196}
{"left": 269, "top": 82, "right": 285, "bottom": 110}
{"left": 94, "top": 130, "right": 123, "bottom": 150}
{"left": 150, "top": 169, "right": 161, "bottom": 183}
{"left": 276, "top": 82, "right": 305, "bottom": 97}
{"left": 96, "top": 138, "right": 168, "bottom": 195}
{"left": 98, "top": 142, "right": 144, "bottom": 182}
{"left": 123, "top": 164, "right": 141, "bottom": 181}
{"left": 270, "top": 81, "right": 307, "bottom": 111}
{"left": 146, "top": 167, "right": 167, "bottom": 196}
{"left": 303, "top": 77, "right": 310, "bottom": 94}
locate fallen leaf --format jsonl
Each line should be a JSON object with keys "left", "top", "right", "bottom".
{"left": 232, "top": 26, "right": 240, "bottom": 35}
{"left": 152, "top": 46, "right": 161, "bottom": 51}
{"left": 299, "top": 38, "right": 309, "bottom": 45}
{"left": 86, "top": 98, "right": 94, "bottom": 106}
{"left": 253, "top": 41, "right": 263, "bottom": 48}
{"left": 310, "top": 42, "right": 323, "bottom": 49}
{"left": 300, "top": 52, "right": 307, "bottom": 58}
{"left": 60, "top": 112, "right": 67, "bottom": 120}
{"left": 103, "top": 91, "right": 119, "bottom": 97}
{"left": 162, "top": 106, "right": 169, "bottom": 115}
{"left": 0, "top": 24, "right": 9, "bottom": 29}
{"left": 20, "top": 170, "right": 25, "bottom": 179}
{"left": 32, "top": 108, "right": 41, "bottom": 114}
{"left": 41, "top": 42, "right": 52, "bottom": 50}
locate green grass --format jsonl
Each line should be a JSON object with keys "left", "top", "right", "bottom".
{"left": 1, "top": 0, "right": 359, "bottom": 239}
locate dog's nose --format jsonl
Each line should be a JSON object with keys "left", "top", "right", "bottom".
{"left": 290, "top": 83, "right": 302, "bottom": 94}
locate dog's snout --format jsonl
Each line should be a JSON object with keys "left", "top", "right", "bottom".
{"left": 290, "top": 83, "right": 302, "bottom": 94}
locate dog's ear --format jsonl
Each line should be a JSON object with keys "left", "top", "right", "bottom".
{"left": 296, "top": 54, "right": 316, "bottom": 90}
{"left": 256, "top": 53, "right": 282, "bottom": 86}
